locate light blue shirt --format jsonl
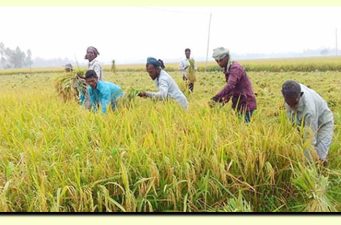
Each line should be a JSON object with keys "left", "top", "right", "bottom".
{"left": 87, "top": 80, "right": 123, "bottom": 113}
{"left": 146, "top": 70, "right": 188, "bottom": 109}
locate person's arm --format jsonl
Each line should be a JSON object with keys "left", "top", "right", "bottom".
{"left": 88, "top": 87, "right": 98, "bottom": 112}
{"left": 212, "top": 66, "right": 242, "bottom": 103}
{"left": 100, "top": 87, "right": 111, "bottom": 113}
{"left": 79, "top": 92, "right": 85, "bottom": 105}
{"left": 112, "top": 87, "right": 123, "bottom": 99}
{"left": 285, "top": 104, "right": 296, "bottom": 125}
{"left": 145, "top": 78, "right": 168, "bottom": 100}
{"left": 303, "top": 113, "right": 318, "bottom": 145}
{"left": 301, "top": 112, "right": 319, "bottom": 161}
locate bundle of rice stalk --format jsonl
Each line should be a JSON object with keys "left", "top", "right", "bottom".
{"left": 126, "top": 88, "right": 140, "bottom": 101}
{"left": 218, "top": 192, "right": 253, "bottom": 212}
{"left": 179, "top": 80, "right": 189, "bottom": 96}
{"left": 120, "top": 87, "right": 140, "bottom": 109}
{"left": 292, "top": 164, "right": 336, "bottom": 212}
{"left": 55, "top": 69, "right": 85, "bottom": 102}
{"left": 188, "top": 58, "right": 196, "bottom": 83}
{"left": 73, "top": 71, "right": 87, "bottom": 97}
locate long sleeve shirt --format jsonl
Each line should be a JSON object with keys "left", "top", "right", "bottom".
{"left": 87, "top": 80, "right": 123, "bottom": 113}
{"left": 146, "top": 70, "right": 188, "bottom": 109}
{"left": 285, "top": 83, "right": 334, "bottom": 145}
{"left": 88, "top": 59, "right": 103, "bottom": 80}
{"left": 212, "top": 61, "right": 256, "bottom": 112}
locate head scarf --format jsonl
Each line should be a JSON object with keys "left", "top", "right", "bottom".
{"left": 86, "top": 46, "right": 100, "bottom": 56}
{"left": 146, "top": 57, "right": 161, "bottom": 67}
{"left": 212, "top": 47, "right": 229, "bottom": 61}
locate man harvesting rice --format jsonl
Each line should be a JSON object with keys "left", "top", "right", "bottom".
{"left": 138, "top": 57, "right": 188, "bottom": 110}
{"left": 281, "top": 80, "right": 334, "bottom": 165}
{"left": 210, "top": 47, "right": 257, "bottom": 123}
{"left": 84, "top": 70, "right": 124, "bottom": 113}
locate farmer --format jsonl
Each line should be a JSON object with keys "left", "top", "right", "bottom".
{"left": 179, "top": 48, "right": 196, "bottom": 92}
{"left": 210, "top": 47, "right": 256, "bottom": 123}
{"left": 281, "top": 80, "right": 334, "bottom": 164}
{"left": 64, "top": 63, "right": 73, "bottom": 72}
{"left": 138, "top": 57, "right": 188, "bottom": 109}
{"left": 85, "top": 46, "right": 103, "bottom": 80}
{"left": 84, "top": 69, "right": 123, "bottom": 113}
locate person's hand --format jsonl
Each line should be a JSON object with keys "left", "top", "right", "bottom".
{"left": 138, "top": 91, "right": 148, "bottom": 98}
{"left": 76, "top": 73, "right": 85, "bottom": 79}
{"left": 208, "top": 99, "right": 217, "bottom": 108}
{"left": 318, "top": 159, "right": 328, "bottom": 167}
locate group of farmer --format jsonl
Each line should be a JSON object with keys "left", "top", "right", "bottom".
{"left": 64, "top": 45, "right": 334, "bottom": 165}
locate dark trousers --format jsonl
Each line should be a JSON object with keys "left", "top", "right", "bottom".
{"left": 239, "top": 110, "right": 254, "bottom": 123}
{"left": 188, "top": 83, "right": 194, "bottom": 92}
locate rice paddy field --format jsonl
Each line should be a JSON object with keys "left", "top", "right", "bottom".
{"left": 0, "top": 57, "right": 340, "bottom": 212}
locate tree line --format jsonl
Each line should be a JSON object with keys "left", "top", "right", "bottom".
{"left": 0, "top": 42, "right": 33, "bottom": 69}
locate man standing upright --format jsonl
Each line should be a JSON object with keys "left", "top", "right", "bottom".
{"left": 85, "top": 46, "right": 103, "bottom": 80}
{"left": 179, "top": 48, "right": 196, "bottom": 93}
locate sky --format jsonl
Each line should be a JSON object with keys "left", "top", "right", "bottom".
{"left": 1, "top": 7, "right": 341, "bottom": 64}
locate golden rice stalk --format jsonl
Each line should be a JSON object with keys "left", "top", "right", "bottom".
{"left": 54, "top": 69, "right": 85, "bottom": 102}
{"left": 188, "top": 59, "right": 196, "bottom": 82}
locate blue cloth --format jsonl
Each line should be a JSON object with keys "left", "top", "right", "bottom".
{"left": 147, "top": 57, "right": 161, "bottom": 67}
{"left": 79, "top": 92, "right": 86, "bottom": 105}
{"left": 87, "top": 80, "right": 124, "bottom": 113}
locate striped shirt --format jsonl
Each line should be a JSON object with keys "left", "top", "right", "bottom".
{"left": 88, "top": 59, "right": 103, "bottom": 80}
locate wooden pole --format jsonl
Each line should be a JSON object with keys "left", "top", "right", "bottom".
{"left": 205, "top": 13, "right": 212, "bottom": 72}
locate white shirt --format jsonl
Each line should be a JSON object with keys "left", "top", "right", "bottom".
{"left": 88, "top": 59, "right": 103, "bottom": 80}
{"left": 179, "top": 58, "right": 190, "bottom": 77}
{"left": 146, "top": 70, "right": 188, "bottom": 109}
{"left": 285, "top": 83, "right": 334, "bottom": 143}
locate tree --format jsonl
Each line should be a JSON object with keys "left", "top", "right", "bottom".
{"left": 320, "top": 48, "right": 329, "bottom": 56}
{"left": 25, "top": 49, "right": 33, "bottom": 68}
{"left": 0, "top": 43, "right": 33, "bottom": 69}
{"left": 0, "top": 42, "right": 7, "bottom": 68}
